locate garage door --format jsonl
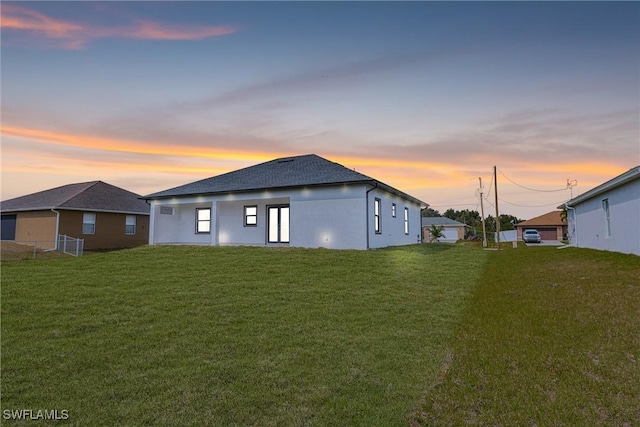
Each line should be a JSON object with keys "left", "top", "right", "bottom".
{"left": 441, "top": 228, "right": 459, "bottom": 242}
{"left": 1, "top": 214, "right": 17, "bottom": 241}
{"left": 537, "top": 228, "right": 557, "bottom": 241}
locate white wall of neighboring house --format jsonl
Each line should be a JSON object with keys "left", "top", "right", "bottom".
{"left": 569, "top": 178, "right": 639, "bottom": 255}
{"left": 148, "top": 184, "right": 422, "bottom": 250}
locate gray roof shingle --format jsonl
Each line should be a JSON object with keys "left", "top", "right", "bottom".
{"left": 421, "top": 217, "right": 467, "bottom": 227}
{"left": 1, "top": 181, "right": 150, "bottom": 214}
{"left": 145, "top": 154, "right": 427, "bottom": 206}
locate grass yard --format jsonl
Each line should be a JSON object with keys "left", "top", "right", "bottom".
{"left": 419, "top": 246, "right": 640, "bottom": 425}
{"left": 1, "top": 244, "right": 486, "bottom": 426}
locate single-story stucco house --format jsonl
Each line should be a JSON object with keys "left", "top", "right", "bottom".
{"left": 144, "top": 154, "right": 428, "bottom": 250}
{"left": 421, "top": 217, "right": 467, "bottom": 242}
{"left": 561, "top": 166, "right": 639, "bottom": 256}
{"left": 1, "top": 181, "right": 150, "bottom": 250}
{"left": 515, "top": 211, "right": 567, "bottom": 242}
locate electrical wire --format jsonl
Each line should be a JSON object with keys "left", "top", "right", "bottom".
{"left": 499, "top": 198, "right": 569, "bottom": 208}
{"left": 497, "top": 168, "right": 568, "bottom": 193}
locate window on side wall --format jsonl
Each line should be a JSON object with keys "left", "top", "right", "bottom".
{"left": 392, "top": 203, "right": 397, "bottom": 218}
{"left": 125, "top": 215, "right": 136, "bottom": 235}
{"left": 404, "top": 207, "right": 409, "bottom": 235}
{"left": 602, "top": 198, "right": 611, "bottom": 237}
{"left": 244, "top": 206, "right": 257, "bottom": 226}
{"left": 196, "top": 208, "right": 211, "bottom": 234}
{"left": 83, "top": 213, "right": 96, "bottom": 235}
{"left": 374, "top": 198, "right": 381, "bottom": 234}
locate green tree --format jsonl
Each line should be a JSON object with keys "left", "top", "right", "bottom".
{"left": 422, "top": 207, "right": 441, "bottom": 217}
{"left": 429, "top": 225, "right": 445, "bottom": 242}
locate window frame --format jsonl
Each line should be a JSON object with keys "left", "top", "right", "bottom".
{"left": 125, "top": 215, "right": 136, "bottom": 235}
{"left": 602, "top": 198, "right": 611, "bottom": 237}
{"left": 392, "top": 203, "right": 397, "bottom": 218}
{"left": 82, "top": 212, "right": 96, "bottom": 235}
{"left": 196, "top": 208, "right": 211, "bottom": 234}
{"left": 374, "top": 198, "right": 381, "bottom": 234}
{"left": 244, "top": 205, "right": 258, "bottom": 227}
{"left": 404, "top": 207, "right": 409, "bottom": 235}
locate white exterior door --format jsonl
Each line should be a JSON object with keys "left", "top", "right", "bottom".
{"left": 268, "top": 205, "right": 290, "bottom": 243}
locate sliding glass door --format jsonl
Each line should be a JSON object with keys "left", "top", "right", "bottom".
{"left": 268, "top": 205, "right": 290, "bottom": 243}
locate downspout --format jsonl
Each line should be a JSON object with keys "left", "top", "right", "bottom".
{"left": 365, "top": 183, "right": 378, "bottom": 249}
{"left": 51, "top": 208, "right": 60, "bottom": 250}
{"left": 419, "top": 206, "right": 427, "bottom": 244}
{"left": 566, "top": 205, "right": 577, "bottom": 246}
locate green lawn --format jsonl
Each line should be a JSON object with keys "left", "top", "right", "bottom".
{"left": 3, "top": 244, "right": 638, "bottom": 425}
{"left": 1, "top": 244, "right": 486, "bottom": 426}
{"left": 419, "top": 246, "right": 640, "bottom": 425}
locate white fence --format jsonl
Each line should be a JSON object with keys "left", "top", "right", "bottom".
{"left": 494, "top": 230, "right": 518, "bottom": 242}
{"left": 58, "top": 235, "right": 84, "bottom": 256}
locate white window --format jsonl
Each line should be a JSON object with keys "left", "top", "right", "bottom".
{"left": 392, "top": 203, "right": 397, "bottom": 218}
{"left": 404, "top": 207, "right": 409, "bottom": 235}
{"left": 244, "top": 206, "right": 257, "bottom": 226}
{"left": 602, "top": 198, "right": 611, "bottom": 237}
{"left": 125, "top": 215, "right": 136, "bottom": 235}
{"left": 374, "top": 198, "right": 381, "bottom": 234}
{"left": 196, "top": 208, "right": 211, "bottom": 234}
{"left": 83, "top": 213, "right": 96, "bottom": 235}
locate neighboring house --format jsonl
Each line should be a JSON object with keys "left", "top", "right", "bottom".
{"left": 515, "top": 211, "right": 567, "bottom": 242}
{"left": 144, "top": 154, "right": 428, "bottom": 250}
{"left": 421, "top": 217, "right": 467, "bottom": 242}
{"left": 562, "top": 166, "right": 639, "bottom": 256}
{"left": 1, "top": 181, "right": 150, "bottom": 250}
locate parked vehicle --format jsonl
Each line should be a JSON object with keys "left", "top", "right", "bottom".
{"left": 523, "top": 229, "right": 541, "bottom": 243}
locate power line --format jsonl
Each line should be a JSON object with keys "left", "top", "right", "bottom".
{"left": 499, "top": 198, "right": 568, "bottom": 208}
{"left": 497, "top": 168, "right": 568, "bottom": 193}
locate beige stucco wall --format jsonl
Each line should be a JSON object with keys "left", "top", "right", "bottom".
{"left": 15, "top": 211, "right": 57, "bottom": 249}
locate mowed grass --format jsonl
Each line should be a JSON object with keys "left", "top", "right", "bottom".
{"left": 1, "top": 244, "right": 486, "bottom": 426}
{"left": 420, "top": 246, "right": 640, "bottom": 425}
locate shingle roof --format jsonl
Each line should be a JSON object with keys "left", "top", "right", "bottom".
{"left": 515, "top": 211, "right": 565, "bottom": 227}
{"left": 144, "top": 154, "right": 427, "bottom": 206}
{"left": 421, "top": 217, "right": 467, "bottom": 227}
{"left": 1, "top": 181, "right": 150, "bottom": 214}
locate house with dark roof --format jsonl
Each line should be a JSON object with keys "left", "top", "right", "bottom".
{"left": 1, "top": 181, "right": 150, "bottom": 250}
{"left": 421, "top": 217, "right": 467, "bottom": 242}
{"left": 561, "top": 166, "right": 639, "bottom": 255}
{"left": 144, "top": 154, "right": 428, "bottom": 250}
{"left": 515, "top": 211, "right": 567, "bottom": 242}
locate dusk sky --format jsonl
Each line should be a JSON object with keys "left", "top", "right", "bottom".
{"left": 2, "top": 1, "right": 639, "bottom": 219}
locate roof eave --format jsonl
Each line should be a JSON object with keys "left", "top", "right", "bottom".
{"left": 564, "top": 166, "right": 640, "bottom": 207}
{"left": 1, "top": 206, "right": 149, "bottom": 215}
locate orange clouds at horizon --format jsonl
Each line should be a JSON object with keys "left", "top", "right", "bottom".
{"left": 3, "top": 123, "right": 630, "bottom": 197}
{"left": 0, "top": 4, "right": 239, "bottom": 49}
{"left": 3, "top": 122, "right": 635, "bottom": 220}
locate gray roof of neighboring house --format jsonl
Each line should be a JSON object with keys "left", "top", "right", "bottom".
{"left": 562, "top": 165, "right": 640, "bottom": 208}
{"left": 144, "top": 154, "right": 428, "bottom": 207}
{"left": 421, "top": 217, "right": 467, "bottom": 227}
{"left": 1, "top": 181, "right": 150, "bottom": 214}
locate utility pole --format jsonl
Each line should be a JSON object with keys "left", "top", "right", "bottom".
{"left": 479, "top": 177, "right": 487, "bottom": 248}
{"left": 494, "top": 166, "right": 500, "bottom": 250}
{"left": 567, "top": 179, "right": 577, "bottom": 200}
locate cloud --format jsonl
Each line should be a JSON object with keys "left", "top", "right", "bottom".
{"left": 0, "top": 4, "right": 239, "bottom": 49}
{"left": 190, "top": 51, "right": 459, "bottom": 110}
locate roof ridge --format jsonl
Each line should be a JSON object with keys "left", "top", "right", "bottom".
{"left": 57, "top": 181, "right": 101, "bottom": 206}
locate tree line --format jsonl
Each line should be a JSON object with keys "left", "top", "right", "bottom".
{"left": 422, "top": 207, "right": 524, "bottom": 234}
